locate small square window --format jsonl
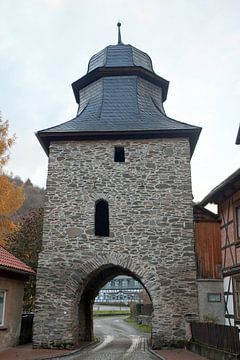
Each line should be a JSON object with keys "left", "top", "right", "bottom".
{"left": 114, "top": 147, "right": 125, "bottom": 162}
{"left": 207, "top": 293, "right": 221, "bottom": 302}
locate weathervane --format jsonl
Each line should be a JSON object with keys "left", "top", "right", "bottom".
{"left": 117, "top": 22, "right": 122, "bottom": 44}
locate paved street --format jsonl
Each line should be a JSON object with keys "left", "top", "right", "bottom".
{"left": 0, "top": 315, "right": 208, "bottom": 360}
{"left": 74, "top": 316, "right": 157, "bottom": 359}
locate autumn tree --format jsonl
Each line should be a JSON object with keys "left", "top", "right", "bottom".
{"left": 7, "top": 208, "right": 43, "bottom": 311}
{"left": 0, "top": 113, "right": 25, "bottom": 244}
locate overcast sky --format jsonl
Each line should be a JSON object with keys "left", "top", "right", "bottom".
{"left": 0, "top": 0, "right": 239, "bottom": 203}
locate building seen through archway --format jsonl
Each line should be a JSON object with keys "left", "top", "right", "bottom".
{"left": 95, "top": 275, "right": 148, "bottom": 304}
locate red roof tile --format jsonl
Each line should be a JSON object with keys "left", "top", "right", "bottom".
{"left": 0, "top": 246, "right": 35, "bottom": 275}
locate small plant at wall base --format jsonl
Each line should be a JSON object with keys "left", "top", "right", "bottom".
{"left": 125, "top": 317, "right": 152, "bottom": 333}
{"left": 203, "top": 314, "right": 219, "bottom": 324}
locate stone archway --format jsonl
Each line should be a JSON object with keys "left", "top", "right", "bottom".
{"left": 65, "top": 253, "right": 158, "bottom": 346}
{"left": 75, "top": 266, "right": 153, "bottom": 343}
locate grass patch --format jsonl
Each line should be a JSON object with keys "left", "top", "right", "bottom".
{"left": 125, "top": 317, "right": 152, "bottom": 333}
{"left": 93, "top": 310, "right": 130, "bottom": 317}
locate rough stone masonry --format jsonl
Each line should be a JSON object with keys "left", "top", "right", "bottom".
{"left": 33, "top": 137, "right": 198, "bottom": 349}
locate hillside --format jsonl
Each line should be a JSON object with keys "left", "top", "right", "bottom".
{"left": 10, "top": 176, "right": 45, "bottom": 215}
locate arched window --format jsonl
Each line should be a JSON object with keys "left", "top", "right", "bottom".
{"left": 95, "top": 200, "right": 109, "bottom": 236}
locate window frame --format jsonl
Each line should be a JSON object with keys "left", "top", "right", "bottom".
{"left": 234, "top": 200, "right": 240, "bottom": 245}
{"left": 207, "top": 293, "right": 221, "bottom": 303}
{"left": 0, "top": 290, "right": 6, "bottom": 327}
{"left": 122, "top": 280, "right": 128, "bottom": 288}
{"left": 233, "top": 276, "right": 240, "bottom": 320}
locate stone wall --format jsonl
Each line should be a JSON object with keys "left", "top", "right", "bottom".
{"left": 33, "top": 138, "right": 198, "bottom": 349}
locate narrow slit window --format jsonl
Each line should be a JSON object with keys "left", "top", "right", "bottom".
{"left": 114, "top": 146, "right": 125, "bottom": 162}
{"left": 95, "top": 200, "right": 109, "bottom": 236}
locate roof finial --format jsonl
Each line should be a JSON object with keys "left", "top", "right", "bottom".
{"left": 117, "top": 22, "right": 122, "bottom": 44}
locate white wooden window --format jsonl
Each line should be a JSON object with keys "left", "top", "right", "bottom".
{"left": 0, "top": 290, "right": 6, "bottom": 326}
{"left": 122, "top": 280, "right": 128, "bottom": 287}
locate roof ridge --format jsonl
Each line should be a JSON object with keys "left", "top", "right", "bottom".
{"left": 98, "top": 78, "right": 105, "bottom": 122}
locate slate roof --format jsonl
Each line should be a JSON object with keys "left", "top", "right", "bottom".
{"left": 88, "top": 44, "right": 154, "bottom": 73}
{"left": 0, "top": 246, "right": 35, "bottom": 275}
{"left": 200, "top": 167, "right": 240, "bottom": 206}
{"left": 37, "top": 42, "right": 201, "bottom": 156}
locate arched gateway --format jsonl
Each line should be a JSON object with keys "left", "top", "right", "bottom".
{"left": 33, "top": 25, "right": 201, "bottom": 349}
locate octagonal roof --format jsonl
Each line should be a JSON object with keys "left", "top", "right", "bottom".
{"left": 88, "top": 44, "right": 154, "bottom": 73}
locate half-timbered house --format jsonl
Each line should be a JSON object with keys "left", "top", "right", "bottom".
{"left": 201, "top": 168, "right": 240, "bottom": 326}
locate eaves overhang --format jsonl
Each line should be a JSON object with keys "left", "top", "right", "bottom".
{"left": 0, "top": 265, "right": 35, "bottom": 277}
{"left": 36, "top": 127, "right": 201, "bottom": 158}
{"left": 200, "top": 167, "right": 240, "bottom": 206}
{"left": 72, "top": 66, "right": 169, "bottom": 103}
{"left": 193, "top": 203, "right": 220, "bottom": 222}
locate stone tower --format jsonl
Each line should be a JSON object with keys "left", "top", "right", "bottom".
{"left": 34, "top": 27, "right": 201, "bottom": 349}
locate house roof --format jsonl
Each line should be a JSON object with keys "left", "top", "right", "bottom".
{"left": 193, "top": 203, "right": 219, "bottom": 221}
{"left": 37, "top": 35, "right": 201, "bottom": 157}
{"left": 0, "top": 246, "right": 34, "bottom": 275}
{"left": 200, "top": 168, "right": 240, "bottom": 206}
